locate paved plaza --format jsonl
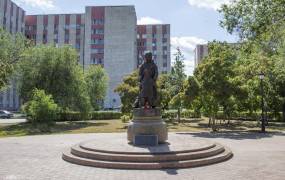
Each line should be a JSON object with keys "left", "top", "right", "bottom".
{"left": 0, "top": 132, "right": 285, "bottom": 180}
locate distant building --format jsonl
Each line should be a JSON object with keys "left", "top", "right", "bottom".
{"left": 194, "top": 44, "right": 208, "bottom": 68}
{"left": 0, "top": 0, "right": 25, "bottom": 111}
{"left": 0, "top": 1, "right": 171, "bottom": 111}
{"left": 137, "top": 24, "right": 171, "bottom": 73}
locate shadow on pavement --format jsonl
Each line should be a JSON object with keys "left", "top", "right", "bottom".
{"left": 176, "top": 131, "right": 285, "bottom": 140}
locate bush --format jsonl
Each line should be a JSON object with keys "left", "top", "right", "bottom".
{"left": 120, "top": 115, "right": 130, "bottom": 123}
{"left": 23, "top": 89, "right": 59, "bottom": 124}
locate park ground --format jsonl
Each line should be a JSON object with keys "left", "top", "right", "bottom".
{"left": 0, "top": 132, "right": 284, "bottom": 180}
{"left": 0, "top": 117, "right": 285, "bottom": 137}
{"left": 0, "top": 117, "right": 285, "bottom": 180}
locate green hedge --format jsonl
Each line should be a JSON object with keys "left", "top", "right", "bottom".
{"left": 90, "top": 111, "right": 122, "bottom": 120}
{"left": 162, "top": 109, "right": 201, "bottom": 119}
{"left": 214, "top": 111, "right": 283, "bottom": 121}
{"left": 57, "top": 111, "right": 122, "bottom": 121}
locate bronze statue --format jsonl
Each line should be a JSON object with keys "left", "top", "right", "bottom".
{"left": 134, "top": 52, "right": 158, "bottom": 108}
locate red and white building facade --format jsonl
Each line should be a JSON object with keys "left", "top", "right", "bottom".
{"left": 137, "top": 24, "right": 171, "bottom": 73}
{"left": 1, "top": 2, "right": 171, "bottom": 110}
{"left": 0, "top": 0, "right": 25, "bottom": 111}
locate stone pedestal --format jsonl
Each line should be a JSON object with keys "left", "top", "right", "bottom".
{"left": 127, "top": 108, "right": 168, "bottom": 144}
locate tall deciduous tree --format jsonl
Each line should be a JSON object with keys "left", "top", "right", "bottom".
{"left": 0, "top": 28, "right": 29, "bottom": 90}
{"left": 17, "top": 45, "right": 91, "bottom": 113}
{"left": 194, "top": 42, "right": 237, "bottom": 130}
{"left": 168, "top": 48, "right": 187, "bottom": 122}
{"left": 85, "top": 65, "right": 108, "bottom": 110}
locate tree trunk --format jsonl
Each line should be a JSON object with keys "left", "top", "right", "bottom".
{"left": 283, "top": 102, "right": 285, "bottom": 122}
{"left": 208, "top": 117, "right": 212, "bottom": 127}
{"left": 177, "top": 108, "right": 181, "bottom": 123}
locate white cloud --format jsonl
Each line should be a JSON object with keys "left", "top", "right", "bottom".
{"left": 188, "top": 0, "right": 231, "bottom": 10}
{"left": 171, "top": 36, "right": 207, "bottom": 75}
{"left": 137, "top": 17, "right": 163, "bottom": 25}
{"left": 15, "top": 0, "right": 56, "bottom": 10}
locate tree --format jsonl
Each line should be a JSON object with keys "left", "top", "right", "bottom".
{"left": 184, "top": 76, "right": 202, "bottom": 113}
{"left": 220, "top": 0, "right": 285, "bottom": 121}
{"left": 17, "top": 45, "right": 91, "bottom": 113}
{"left": 168, "top": 48, "right": 187, "bottom": 122}
{"left": 194, "top": 42, "right": 238, "bottom": 130}
{"left": 23, "top": 89, "right": 59, "bottom": 124}
{"left": 220, "top": 0, "right": 285, "bottom": 41}
{"left": 0, "top": 28, "right": 29, "bottom": 90}
{"left": 115, "top": 70, "right": 139, "bottom": 114}
{"left": 85, "top": 65, "right": 108, "bottom": 110}
{"left": 115, "top": 70, "right": 171, "bottom": 114}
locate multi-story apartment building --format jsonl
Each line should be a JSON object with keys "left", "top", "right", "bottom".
{"left": 137, "top": 24, "right": 171, "bottom": 73}
{"left": 0, "top": 0, "right": 25, "bottom": 111}
{"left": 194, "top": 44, "right": 208, "bottom": 68}
{"left": 0, "top": 1, "right": 171, "bottom": 110}
{"left": 25, "top": 6, "right": 137, "bottom": 109}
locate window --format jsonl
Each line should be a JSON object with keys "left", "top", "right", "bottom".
{"left": 92, "top": 28, "right": 104, "bottom": 35}
{"left": 152, "top": 34, "right": 157, "bottom": 39}
{"left": 153, "top": 50, "right": 157, "bottom": 55}
{"left": 92, "top": 19, "right": 104, "bottom": 25}
{"left": 163, "top": 50, "right": 168, "bottom": 55}
{"left": 91, "top": 48, "right": 104, "bottom": 53}
{"left": 76, "top": 24, "right": 81, "bottom": 29}
{"left": 163, "top": 33, "right": 168, "bottom": 38}
{"left": 54, "top": 24, "right": 58, "bottom": 31}
{"left": 152, "top": 41, "right": 156, "bottom": 47}
{"left": 43, "top": 25, "right": 48, "bottom": 31}
{"left": 65, "top": 33, "right": 69, "bottom": 41}
{"left": 91, "top": 38, "right": 104, "bottom": 45}
{"left": 142, "top": 34, "right": 147, "bottom": 39}
{"left": 163, "top": 62, "right": 167, "bottom": 67}
{"left": 75, "top": 43, "right": 80, "bottom": 49}
{"left": 137, "top": 34, "right": 140, "bottom": 39}
{"left": 91, "top": 58, "right": 103, "bottom": 65}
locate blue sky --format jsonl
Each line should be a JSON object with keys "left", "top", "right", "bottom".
{"left": 14, "top": 0, "right": 238, "bottom": 75}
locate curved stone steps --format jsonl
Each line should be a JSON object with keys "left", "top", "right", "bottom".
{"left": 79, "top": 141, "right": 216, "bottom": 155}
{"left": 71, "top": 143, "right": 225, "bottom": 162}
{"left": 62, "top": 147, "right": 233, "bottom": 169}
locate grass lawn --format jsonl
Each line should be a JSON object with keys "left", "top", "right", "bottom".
{"left": 0, "top": 118, "right": 285, "bottom": 138}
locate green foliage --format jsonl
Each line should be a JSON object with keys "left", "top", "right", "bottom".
{"left": 194, "top": 42, "right": 238, "bottom": 121}
{"left": 115, "top": 70, "right": 139, "bottom": 113}
{"left": 17, "top": 45, "right": 91, "bottom": 113}
{"left": 0, "top": 28, "right": 29, "bottom": 90}
{"left": 156, "top": 74, "right": 171, "bottom": 110}
{"left": 168, "top": 48, "right": 187, "bottom": 122}
{"left": 58, "top": 111, "right": 122, "bottom": 121}
{"left": 120, "top": 115, "right": 130, "bottom": 123}
{"left": 24, "top": 89, "right": 59, "bottom": 124}
{"left": 220, "top": 0, "right": 285, "bottom": 40}
{"left": 162, "top": 109, "right": 201, "bottom": 120}
{"left": 85, "top": 65, "right": 108, "bottom": 110}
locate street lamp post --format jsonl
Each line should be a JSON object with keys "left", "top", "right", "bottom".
{"left": 259, "top": 73, "right": 266, "bottom": 133}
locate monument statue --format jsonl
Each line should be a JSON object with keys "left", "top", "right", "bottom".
{"left": 134, "top": 51, "right": 158, "bottom": 109}
{"left": 129, "top": 51, "right": 168, "bottom": 145}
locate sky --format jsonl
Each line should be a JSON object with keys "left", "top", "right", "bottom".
{"left": 13, "top": 0, "right": 239, "bottom": 75}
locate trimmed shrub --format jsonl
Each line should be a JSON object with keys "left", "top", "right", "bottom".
{"left": 120, "top": 115, "right": 130, "bottom": 123}
{"left": 23, "top": 89, "right": 59, "bottom": 124}
{"left": 90, "top": 111, "right": 122, "bottom": 120}
{"left": 57, "top": 111, "right": 122, "bottom": 121}
{"left": 162, "top": 109, "right": 201, "bottom": 119}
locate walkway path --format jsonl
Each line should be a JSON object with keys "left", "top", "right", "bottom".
{"left": 0, "top": 132, "right": 284, "bottom": 180}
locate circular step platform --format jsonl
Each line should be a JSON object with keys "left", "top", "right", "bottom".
{"left": 62, "top": 134, "right": 233, "bottom": 169}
